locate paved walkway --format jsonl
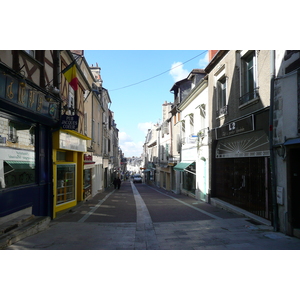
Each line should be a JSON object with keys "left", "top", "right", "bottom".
{"left": 6, "top": 181, "right": 300, "bottom": 250}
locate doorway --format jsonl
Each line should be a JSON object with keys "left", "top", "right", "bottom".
{"left": 289, "top": 148, "right": 300, "bottom": 228}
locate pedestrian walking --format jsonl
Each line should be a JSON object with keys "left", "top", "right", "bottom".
{"left": 113, "top": 178, "right": 118, "bottom": 189}
{"left": 117, "top": 177, "right": 121, "bottom": 189}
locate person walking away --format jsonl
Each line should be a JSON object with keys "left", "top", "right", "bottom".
{"left": 117, "top": 177, "right": 121, "bottom": 189}
{"left": 113, "top": 178, "right": 118, "bottom": 189}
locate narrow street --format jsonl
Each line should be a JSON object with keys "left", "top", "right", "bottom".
{"left": 6, "top": 180, "right": 300, "bottom": 250}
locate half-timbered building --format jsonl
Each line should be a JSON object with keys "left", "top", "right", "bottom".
{"left": 0, "top": 50, "right": 61, "bottom": 222}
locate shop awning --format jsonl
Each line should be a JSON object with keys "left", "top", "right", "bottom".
{"left": 284, "top": 138, "right": 300, "bottom": 146}
{"left": 173, "top": 161, "right": 194, "bottom": 172}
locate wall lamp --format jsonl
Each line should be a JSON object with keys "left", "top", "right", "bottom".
{"left": 275, "top": 144, "right": 286, "bottom": 159}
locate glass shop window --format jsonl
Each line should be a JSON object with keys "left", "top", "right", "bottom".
{"left": 56, "top": 164, "right": 75, "bottom": 205}
{"left": 57, "top": 151, "right": 67, "bottom": 161}
{"left": 83, "top": 169, "right": 92, "bottom": 199}
{"left": 0, "top": 115, "right": 35, "bottom": 190}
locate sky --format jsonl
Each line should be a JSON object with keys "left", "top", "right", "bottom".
{"left": 84, "top": 50, "right": 209, "bottom": 157}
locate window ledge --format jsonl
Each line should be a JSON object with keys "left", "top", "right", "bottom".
{"left": 239, "top": 97, "right": 260, "bottom": 110}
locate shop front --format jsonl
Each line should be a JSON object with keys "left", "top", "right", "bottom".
{"left": 0, "top": 63, "right": 60, "bottom": 221}
{"left": 174, "top": 161, "right": 196, "bottom": 196}
{"left": 175, "top": 144, "right": 197, "bottom": 197}
{"left": 52, "top": 129, "right": 91, "bottom": 218}
{"left": 160, "top": 166, "right": 171, "bottom": 190}
{"left": 213, "top": 112, "right": 272, "bottom": 220}
{"left": 83, "top": 153, "right": 95, "bottom": 201}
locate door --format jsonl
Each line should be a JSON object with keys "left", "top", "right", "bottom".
{"left": 290, "top": 148, "right": 300, "bottom": 228}
{"left": 215, "top": 157, "right": 272, "bottom": 219}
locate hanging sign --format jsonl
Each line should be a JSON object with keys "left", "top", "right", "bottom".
{"left": 61, "top": 114, "right": 79, "bottom": 130}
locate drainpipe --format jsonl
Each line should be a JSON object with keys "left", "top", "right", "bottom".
{"left": 269, "top": 50, "right": 279, "bottom": 231}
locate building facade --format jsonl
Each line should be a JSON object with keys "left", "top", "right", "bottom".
{"left": 272, "top": 50, "right": 300, "bottom": 236}
{"left": 0, "top": 50, "right": 121, "bottom": 222}
{"left": 171, "top": 70, "right": 207, "bottom": 198}
{"left": 0, "top": 50, "right": 61, "bottom": 222}
{"left": 52, "top": 50, "right": 92, "bottom": 218}
{"left": 175, "top": 70, "right": 208, "bottom": 200}
{"left": 206, "top": 50, "right": 273, "bottom": 221}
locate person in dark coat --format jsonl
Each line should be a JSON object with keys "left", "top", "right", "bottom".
{"left": 116, "top": 177, "right": 121, "bottom": 189}
{"left": 113, "top": 178, "right": 118, "bottom": 189}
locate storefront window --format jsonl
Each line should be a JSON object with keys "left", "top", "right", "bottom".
{"left": 83, "top": 169, "right": 92, "bottom": 199}
{"left": 182, "top": 163, "right": 196, "bottom": 194}
{"left": 0, "top": 116, "right": 35, "bottom": 190}
{"left": 56, "top": 164, "right": 75, "bottom": 205}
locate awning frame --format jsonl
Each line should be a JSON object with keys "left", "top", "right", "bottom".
{"left": 173, "top": 161, "right": 196, "bottom": 175}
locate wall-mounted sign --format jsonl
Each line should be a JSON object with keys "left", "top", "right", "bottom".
{"left": 215, "top": 115, "right": 254, "bottom": 140}
{"left": 59, "top": 131, "right": 87, "bottom": 152}
{"left": 0, "top": 148, "right": 35, "bottom": 161}
{"left": 84, "top": 154, "right": 95, "bottom": 166}
{"left": 60, "top": 114, "right": 79, "bottom": 130}
{"left": 0, "top": 70, "right": 59, "bottom": 120}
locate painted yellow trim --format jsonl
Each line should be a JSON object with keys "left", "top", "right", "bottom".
{"left": 61, "top": 129, "right": 92, "bottom": 140}
{"left": 52, "top": 130, "right": 90, "bottom": 219}
{"left": 52, "top": 161, "right": 77, "bottom": 218}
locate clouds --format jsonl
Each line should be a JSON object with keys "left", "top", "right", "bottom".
{"left": 119, "top": 131, "right": 133, "bottom": 142}
{"left": 119, "top": 122, "right": 152, "bottom": 157}
{"left": 169, "top": 52, "right": 209, "bottom": 82}
{"left": 138, "top": 122, "right": 153, "bottom": 135}
{"left": 119, "top": 139, "right": 144, "bottom": 157}
{"left": 169, "top": 62, "right": 190, "bottom": 82}
{"left": 119, "top": 131, "right": 139, "bottom": 156}
{"left": 198, "top": 52, "right": 209, "bottom": 68}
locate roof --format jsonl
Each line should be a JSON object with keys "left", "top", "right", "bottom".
{"left": 204, "top": 50, "right": 229, "bottom": 73}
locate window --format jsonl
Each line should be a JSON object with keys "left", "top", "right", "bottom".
{"left": 199, "top": 104, "right": 206, "bottom": 131}
{"left": 181, "top": 120, "right": 186, "bottom": 141}
{"left": 24, "top": 50, "right": 34, "bottom": 57}
{"left": 239, "top": 51, "right": 259, "bottom": 106}
{"left": 92, "top": 119, "right": 95, "bottom": 142}
{"left": 8, "top": 122, "right": 18, "bottom": 143}
{"left": 84, "top": 113, "right": 87, "bottom": 135}
{"left": 98, "top": 122, "right": 100, "bottom": 145}
{"left": 83, "top": 169, "right": 92, "bottom": 199}
{"left": 189, "top": 114, "right": 194, "bottom": 135}
{"left": 218, "top": 77, "right": 227, "bottom": 109}
{"left": 0, "top": 116, "right": 35, "bottom": 190}
{"left": 162, "top": 121, "right": 169, "bottom": 136}
{"left": 182, "top": 162, "right": 196, "bottom": 194}
{"left": 56, "top": 164, "right": 75, "bottom": 205}
{"left": 214, "top": 64, "right": 227, "bottom": 117}
{"left": 67, "top": 87, "right": 75, "bottom": 114}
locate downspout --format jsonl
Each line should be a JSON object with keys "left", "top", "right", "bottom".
{"left": 157, "top": 126, "right": 161, "bottom": 188}
{"left": 269, "top": 50, "right": 279, "bottom": 231}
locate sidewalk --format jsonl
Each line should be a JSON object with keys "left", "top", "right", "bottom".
{"left": 5, "top": 181, "right": 300, "bottom": 250}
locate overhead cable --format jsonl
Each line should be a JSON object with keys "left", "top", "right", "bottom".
{"left": 109, "top": 50, "right": 208, "bottom": 92}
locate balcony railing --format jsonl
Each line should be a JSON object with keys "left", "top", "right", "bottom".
{"left": 239, "top": 88, "right": 260, "bottom": 107}
{"left": 217, "top": 105, "right": 228, "bottom": 117}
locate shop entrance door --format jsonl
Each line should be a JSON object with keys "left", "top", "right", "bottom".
{"left": 215, "top": 157, "right": 272, "bottom": 219}
{"left": 290, "top": 148, "right": 300, "bottom": 228}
